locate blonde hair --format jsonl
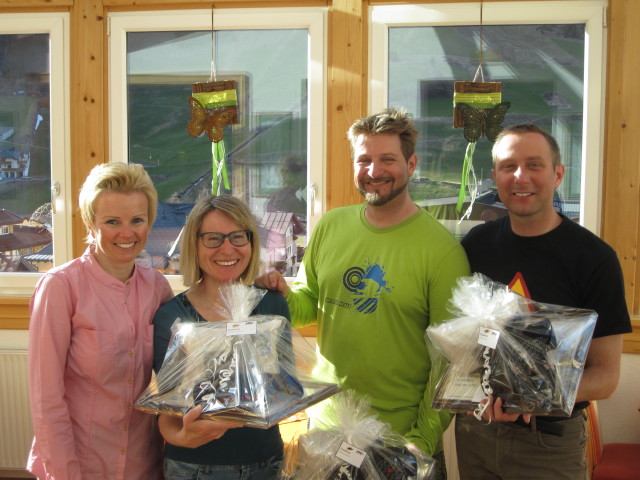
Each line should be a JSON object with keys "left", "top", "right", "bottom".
{"left": 180, "top": 194, "right": 261, "bottom": 287}
{"left": 79, "top": 162, "right": 158, "bottom": 244}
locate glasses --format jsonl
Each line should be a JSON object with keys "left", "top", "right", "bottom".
{"left": 198, "top": 230, "right": 252, "bottom": 249}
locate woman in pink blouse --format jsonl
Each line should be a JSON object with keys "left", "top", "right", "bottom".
{"left": 27, "top": 162, "right": 173, "bottom": 480}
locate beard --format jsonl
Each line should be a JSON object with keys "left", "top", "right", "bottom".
{"left": 358, "top": 178, "right": 408, "bottom": 206}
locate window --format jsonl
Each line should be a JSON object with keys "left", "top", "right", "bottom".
{"left": 0, "top": 13, "right": 70, "bottom": 294}
{"left": 109, "top": 8, "right": 326, "bottom": 288}
{"left": 370, "top": 1, "right": 605, "bottom": 236}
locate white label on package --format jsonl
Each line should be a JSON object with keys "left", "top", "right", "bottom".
{"left": 440, "top": 371, "right": 482, "bottom": 401}
{"left": 226, "top": 321, "right": 257, "bottom": 336}
{"left": 478, "top": 327, "right": 500, "bottom": 349}
{"left": 336, "top": 441, "right": 366, "bottom": 468}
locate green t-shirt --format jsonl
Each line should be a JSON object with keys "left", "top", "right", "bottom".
{"left": 288, "top": 204, "right": 470, "bottom": 455}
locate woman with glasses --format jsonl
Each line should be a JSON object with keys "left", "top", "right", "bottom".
{"left": 152, "top": 194, "right": 290, "bottom": 480}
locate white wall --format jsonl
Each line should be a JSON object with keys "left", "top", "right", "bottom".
{"left": 598, "top": 352, "right": 640, "bottom": 444}
{"left": 0, "top": 330, "right": 28, "bottom": 350}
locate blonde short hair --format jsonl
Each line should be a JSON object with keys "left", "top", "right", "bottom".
{"left": 78, "top": 162, "right": 158, "bottom": 244}
{"left": 180, "top": 194, "right": 261, "bottom": 287}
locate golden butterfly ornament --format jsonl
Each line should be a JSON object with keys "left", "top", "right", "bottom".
{"left": 187, "top": 97, "right": 234, "bottom": 143}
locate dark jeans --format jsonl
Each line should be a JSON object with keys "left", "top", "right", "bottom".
{"left": 163, "top": 454, "right": 283, "bottom": 480}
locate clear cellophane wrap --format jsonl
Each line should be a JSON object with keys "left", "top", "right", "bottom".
{"left": 282, "top": 391, "right": 436, "bottom": 480}
{"left": 135, "top": 283, "right": 341, "bottom": 428}
{"left": 426, "top": 273, "right": 597, "bottom": 417}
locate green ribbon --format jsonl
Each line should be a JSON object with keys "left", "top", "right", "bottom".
{"left": 211, "top": 140, "right": 230, "bottom": 195}
{"left": 457, "top": 141, "right": 477, "bottom": 212}
{"left": 453, "top": 92, "right": 502, "bottom": 109}
{"left": 194, "top": 90, "right": 238, "bottom": 109}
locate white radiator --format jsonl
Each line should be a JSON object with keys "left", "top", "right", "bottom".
{"left": 0, "top": 350, "right": 33, "bottom": 470}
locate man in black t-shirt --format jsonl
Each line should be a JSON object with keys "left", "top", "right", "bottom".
{"left": 455, "top": 124, "right": 632, "bottom": 480}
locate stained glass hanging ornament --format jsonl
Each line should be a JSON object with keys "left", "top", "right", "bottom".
{"left": 452, "top": 2, "right": 510, "bottom": 220}
{"left": 186, "top": 7, "right": 239, "bottom": 195}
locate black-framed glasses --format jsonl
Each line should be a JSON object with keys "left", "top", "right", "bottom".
{"left": 198, "top": 230, "right": 252, "bottom": 249}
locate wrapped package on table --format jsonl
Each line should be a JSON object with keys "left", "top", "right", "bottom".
{"left": 135, "top": 283, "right": 341, "bottom": 428}
{"left": 426, "top": 273, "right": 597, "bottom": 418}
{"left": 282, "top": 391, "right": 436, "bottom": 480}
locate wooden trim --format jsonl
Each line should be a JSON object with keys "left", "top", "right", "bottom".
{"left": 70, "top": 0, "right": 108, "bottom": 258}
{"left": 0, "top": 298, "right": 30, "bottom": 330}
{"left": 368, "top": 0, "right": 566, "bottom": 4}
{"left": 0, "top": 0, "right": 72, "bottom": 6}
{"left": 103, "top": 0, "right": 328, "bottom": 7}
{"left": 0, "top": 298, "right": 320, "bottom": 334}
{"left": 325, "top": 0, "right": 367, "bottom": 211}
{"left": 602, "top": 0, "right": 640, "bottom": 316}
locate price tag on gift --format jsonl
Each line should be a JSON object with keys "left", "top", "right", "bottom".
{"left": 226, "top": 321, "right": 257, "bottom": 336}
{"left": 336, "top": 441, "right": 366, "bottom": 468}
{"left": 478, "top": 327, "right": 500, "bottom": 349}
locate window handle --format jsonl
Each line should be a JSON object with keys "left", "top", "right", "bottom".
{"left": 51, "top": 181, "right": 60, "bottom": 214}
{"left": 310, "top": 182, "right": 318, "bottom": 217}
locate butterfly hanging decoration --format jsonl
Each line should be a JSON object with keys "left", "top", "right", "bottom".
{"left": 187, "top": 80, "right": 238, "bottom": 143}
{"left": 452, "top": 80, "right": 511, "bottom": 219}
{"left": 187, "top": 96, "right": 235, "bottom": 143}
{"left": 450, "top": 2, "right": 512, "bottom": 219}
{"left": 456, "top": 101, "right": 511, "bottom": 143}
{"left": 186, "top": 80, "right": 239, "bottom": 194}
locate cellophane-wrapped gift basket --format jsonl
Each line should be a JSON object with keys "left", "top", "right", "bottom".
{"left": 135, "top": 283, "right": 341, "bottom": 428}
{"left": 426, "top": 273, "right": 597, "bottom": 419}
{"left": 282, "top": 391, "right": 436, "bottom": 480}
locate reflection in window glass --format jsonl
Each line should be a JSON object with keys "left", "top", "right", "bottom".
{"left": 0, "top": 34, "right": 52, "bottom": 272}
{"left": 388, "top": 25, "right": 584, "bottom": 237}
{"left": 127, "top": 30, "right": 308, "bottom": 276}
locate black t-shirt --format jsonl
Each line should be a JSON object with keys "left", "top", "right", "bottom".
{"left": 462, "top": 214, "right": 631, "bottom": 339}
{"left": 461, "top": 214, "right": 631, "bottom": 414}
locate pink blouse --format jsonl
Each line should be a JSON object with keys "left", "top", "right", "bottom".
{"left": 27, "top": 248, "right": 173, "bottom": 480}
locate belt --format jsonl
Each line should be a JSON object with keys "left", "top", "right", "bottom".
{"left": 520, "top": 417, "right": 565, "bottom": 436}
{"left": 513, "top": 406, "right": 587, "bottom": 437}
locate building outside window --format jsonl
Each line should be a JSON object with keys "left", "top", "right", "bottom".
{"left": 0, "top": 13, "right": 70, "bottom": 293}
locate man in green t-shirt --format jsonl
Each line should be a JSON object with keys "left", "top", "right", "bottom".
{"left": 256, "top": 108, "right": 470, "bottom": 479}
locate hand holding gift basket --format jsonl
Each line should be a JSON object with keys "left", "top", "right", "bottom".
{"left": 426, "top": 273, "right": 597, "bottom": 419}
{"left": 282, "top": 390, "right": 436, "bottom": 480}
{"left": 135, "top": 283, "right": 341, "bottom": 428}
